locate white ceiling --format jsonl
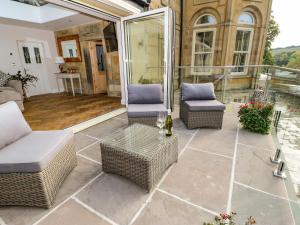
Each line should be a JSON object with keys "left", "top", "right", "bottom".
{"left": 0, "top": 13, "right": 101, "bottom": 31}
{"left": 0, "top": 1, "right": 102, "bottom": 31}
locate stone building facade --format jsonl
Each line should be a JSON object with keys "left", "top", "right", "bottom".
{"left": 181, "top": 0, "right": 272, "bottom": 68}
{"left": 60, "top": 0, "right": 273, "bottom": 101}
{"left": 150, "top": 0, "right": 272, "bottom": 67}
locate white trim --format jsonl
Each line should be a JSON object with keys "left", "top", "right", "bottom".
{"left": 46, "top": 0, "right": 127, "bottom": 105}
{"left": 68, "top": 108, "right": 127, "bottom": 133}
{"left": 120, "top": 7, "right": 172, "bottom": 108}
{"left": 32, "top": 172, "right": 104, "bottom": 225}
{"left": 284, "top": 182, "right": 297, "bottom": 225}
{"left": 191, "top": 27, "right": 216, "bottom": 76}
{"left": 77, "top": 153, "right": 102, "bottom": 165}
{"left": 194, "top": 13, "right": 217, "bottom": 27}
{"left": 115, "top": 20, "right": 126, "bottom": 105}
{"left": 47, "top": 0, "right": 121, "bottom": 22}
{"left": 188, "top": 146, "right": 233, "bottom": 160}
{"left": 226, "top": 125, "right": 239, "bottom": 213}
{"left": 231, "top": 27, "right": 254, "bottom": 76}
{"left": 128, "top": 128, "right": 199, "bottom": 225}
{"left": 157, "top": 189, "right": 219, "bottom": 216}
{"left": 234, "top": 181, "right": 297, "bottom": 203}
{"left": 72, "top": 197, "right": 120, "bottom": 225}
{"left": 77, "top": 140, "right": 100, "bottom": 153}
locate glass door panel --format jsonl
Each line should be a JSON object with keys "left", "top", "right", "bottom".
{"left": 121, "top": 8, "right": 174, "bottom": 108}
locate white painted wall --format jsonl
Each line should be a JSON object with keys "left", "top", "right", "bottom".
{"left": 0, "top": 23, "right": 61, "bottom": 93}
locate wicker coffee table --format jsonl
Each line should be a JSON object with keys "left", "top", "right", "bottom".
{"left": 100, "top": 123, "right": 178, "bottom": 191}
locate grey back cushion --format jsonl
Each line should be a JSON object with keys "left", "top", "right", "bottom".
{"left": 181, "top": 83, "right": 216, "bottom": 101}
{"left": 128, "top": 84, "right": 163, "bottom": 104}
{"left": 0, "top": 101, "right": 32, "bottom": 149}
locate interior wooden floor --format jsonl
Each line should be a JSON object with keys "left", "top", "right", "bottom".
{"left": 23, "top": 93, "right": 122, "bottom": 130}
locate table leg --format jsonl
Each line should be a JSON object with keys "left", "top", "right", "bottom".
{"left": 63, "top": 79, "right": 67, "bottom": 93}
{"left": 70, "top": 78, "right": 75, "bottom": 96}
{"left": 79, "top": 77, "right": 83, "bottom": 95}
{"left": 56, "top": 78, "right": 60, "bottom": 93}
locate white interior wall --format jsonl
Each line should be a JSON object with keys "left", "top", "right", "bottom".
{"left": 0, "top": 23, "right": 60, "bottom": 93}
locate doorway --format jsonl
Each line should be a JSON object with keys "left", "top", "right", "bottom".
{"left": 17, "top": 40, "right": 49, "bottom": 96}
{"left": 121, "top": 8, "right": 175, "bottom": 109}
{"left": 89, "top": 41, "right": 107, "bottom": 94}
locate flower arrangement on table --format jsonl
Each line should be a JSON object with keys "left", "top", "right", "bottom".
{"left": 203, "top": 212, "right": 256, "bottom": 225}
{"left": 238, "top": 101, "right": 274, "bottom": 134}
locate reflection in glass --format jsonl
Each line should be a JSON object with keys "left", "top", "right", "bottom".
{"left": 34, "top": 47, "right": 42, "bottom": 64}
{"left": 61, "top": 40, "right": 78, "bottom": 58}
{"left": 235, "top": 30, "right": 251, "bottom": 51}
{"left": 232, "top": 53, "right": 247, "bottom": 72}
{"left": 238, "top": 12, "right": 255, "bottom": 25}
{"left": 193, "top": 30, "right": 214, "bottom": 73}
{"left": 23, "top": 47, "right": 31, "bottom": 64}
{"left": 196, "top": 15, "right": 217, "bottom": 26}
{"left": 124, "top": 13, "right": 164, "bottom": 85}
{"left": 233, "top": 29, "right": 252, "bottom": 73}
{"left": 195, "top": 31, "right": 214, "bottom": 52}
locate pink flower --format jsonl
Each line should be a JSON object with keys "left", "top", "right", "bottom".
{"left": 240, "top": 104, "right": 248, "bottom": 109}
{"left": 220, "top": 213, "right": 229, "bottom": 220}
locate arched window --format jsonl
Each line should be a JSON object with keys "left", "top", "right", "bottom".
{"left": 192, "top": 14, "right": 217, "bottom": 74}
{"left": 238, "top": 12, "right": 255, "bottom": 25}
{"left": 232, "top": 12, "right": 255, "bottom": 74}
{"left": 194, "top": 14, "right": 217, "bottom": 26}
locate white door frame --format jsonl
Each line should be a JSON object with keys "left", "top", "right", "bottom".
{"left": 120, "top": 7, "right": 173, "bottom": 108}
{"left": 47, "top": 0, "right": 127, "bottom": 103}
{"left": 17, "top": 40, "right": 50, "bottom": 96}
{"left": 46, "top": 1, "right": 174, "bottom": 108}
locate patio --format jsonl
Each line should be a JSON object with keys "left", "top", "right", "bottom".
{"left": 0, "top": 103, "right": 298, "bottom": 225}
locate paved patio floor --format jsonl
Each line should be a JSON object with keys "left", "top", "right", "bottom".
{"left": 0, "top": 104, "right": 299, "bottom": 225}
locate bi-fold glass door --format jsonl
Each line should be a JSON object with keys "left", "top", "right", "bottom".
{"left": 121, "top": 7, "right": 175, "bottom": 109}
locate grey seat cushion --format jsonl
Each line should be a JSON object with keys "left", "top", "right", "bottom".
{"left": 0, "top": 130, "right": 73, "bottom": 173}
{"left": 0, "top": 101, "right": 31, "bottom": 149}
{"left": 181, "top": 83, "right": 216, "bottom": 101}
{"left": 183, "top": 100, "right": 225, "bottom": 112}
{"left": 128, "top": 84, "right": 163, "bottom": 104}
{"left": 128, "top": 104, "right": 167, "bottom": 117}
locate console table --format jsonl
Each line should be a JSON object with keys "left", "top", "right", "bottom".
{"left": 55, "top": 73, "right": 83, "bottom": 96}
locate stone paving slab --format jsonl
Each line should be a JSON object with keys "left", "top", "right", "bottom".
{"left": 0, "top": 109, "right": 299, "bottom": 225}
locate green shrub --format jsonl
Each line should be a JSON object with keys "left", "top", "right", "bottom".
{"left": 238, "top": 102, "right": 274, "bottom": 134}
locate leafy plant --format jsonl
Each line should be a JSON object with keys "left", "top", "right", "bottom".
{"left": 203, "top": 212, "right": 256, "bottom": 225}
{"left": 9, "top": 70, "right": 38, "bottom": 90}
{"left": 263, "top": 13, "right": 279, "bottom": 65}
{"left": 238, "top": 101, "right": 274, "bottom": 134}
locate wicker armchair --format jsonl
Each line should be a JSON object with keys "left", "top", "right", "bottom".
{"left": 180, "top": 83, "right": 225, "bottom": 129}
{"left": 127, "top": 84, "right": 167, "bottom": 126}
{"left": 0, "top": 101, "right": 77, "bottom": 208}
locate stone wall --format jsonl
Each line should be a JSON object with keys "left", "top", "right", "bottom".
{"left": 55, "top": 21, "right": 120, "bottom": 96}
{"left": 55, "top": 22, "right": 105, "bottom": 94}
{"left": 181, "top": 0, "right": 272, "bottom": 90}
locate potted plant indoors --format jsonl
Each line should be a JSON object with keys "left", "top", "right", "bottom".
{"left": 238, "top": 101, "right": 274, "bottom": 134}
{"left": 9, "top": 71, "right": 38, "bottom": 98}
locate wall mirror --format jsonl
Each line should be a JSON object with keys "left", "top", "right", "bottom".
{"left": 57, "top": 35, "right": 82, "bottom": 62}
